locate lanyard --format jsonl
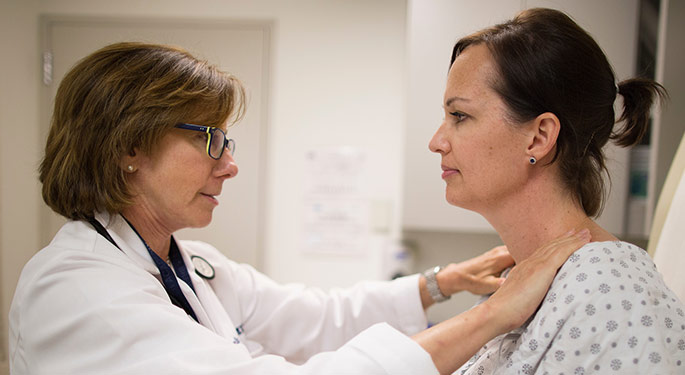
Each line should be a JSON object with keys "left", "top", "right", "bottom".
{"left": 87, "top": 216, "right": 199, "bottom": 323}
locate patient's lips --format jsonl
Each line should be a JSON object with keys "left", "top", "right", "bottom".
{"left": 441, "top": 165, "right": 460, "bottom": 179}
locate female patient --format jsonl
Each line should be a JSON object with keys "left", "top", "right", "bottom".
{"left": 430, "top": 8, "right": 685, "bottom": 374}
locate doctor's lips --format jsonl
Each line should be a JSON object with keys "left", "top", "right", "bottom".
{"left": 441, "top": 165, "right": 460, "bottom": 179}
{"left": 200, "top": 192, "right": 220, "bottom": 205}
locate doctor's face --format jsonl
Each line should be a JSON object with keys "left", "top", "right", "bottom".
{"left": 127, "top": 124, "right": 239, "bottom": 232}
{"left": 429, "top": 44, "right": 530, "bottom": 214}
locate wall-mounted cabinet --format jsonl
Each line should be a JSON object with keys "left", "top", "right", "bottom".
{"left": 402, "top": 0, "right": 521, "bottom": 233}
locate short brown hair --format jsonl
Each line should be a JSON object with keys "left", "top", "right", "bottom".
{"left": 40, "top": 42, "right": 246, "bottom": 220}
{"left": 451, "top": 8, "right": 666, "bottom": 217}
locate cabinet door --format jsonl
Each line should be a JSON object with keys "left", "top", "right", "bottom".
{"left": 402, "top": 0, "right": 638, "bottom": 234}
{"left": 403, "top": 0, "right": 521, "bottom": 232}
{"left": 41, "top": 17, "right": 270, "bottom": 267}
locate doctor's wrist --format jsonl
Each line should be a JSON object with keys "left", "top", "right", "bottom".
{"left": 436, "top": 263, "right": 462, "bottom": 296}
{"left": 422, "top": 266, "right": 451, "bottom": 306}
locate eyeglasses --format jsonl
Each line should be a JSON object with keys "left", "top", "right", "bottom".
{"left": 175, "top": 123, "right": 236, "bottom": 160}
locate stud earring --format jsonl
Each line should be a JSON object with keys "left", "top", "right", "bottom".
{"left": 127, "top": 165, "right": 135, "bottom": 172}
{"left": 529, "top": 157, "right": 537, "bottom": 165}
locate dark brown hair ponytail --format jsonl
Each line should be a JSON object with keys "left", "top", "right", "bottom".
{"left": 614, "top": 78, "right": 668, "bottom": 147}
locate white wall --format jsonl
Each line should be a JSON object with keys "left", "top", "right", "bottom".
{"left": 0, "top": 1, "right": 408, "bottom": 371}
{"left": 254, "top": 2, "right": 407, "bottom": 287}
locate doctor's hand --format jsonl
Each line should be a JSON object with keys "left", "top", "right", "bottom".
{"left": 420, "top": 246, "right": 514, "bottom": 309}
{"left": 484, "top": 228, "right": 591, "bottom": 334}
{"left": 443, "top": 245, "right": 514, "bottom": 295}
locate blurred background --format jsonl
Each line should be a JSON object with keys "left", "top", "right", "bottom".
{"left": 1, "top": 1, "right": 683, "bottom": 372}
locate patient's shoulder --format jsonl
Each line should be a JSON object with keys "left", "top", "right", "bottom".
{"left": 553, "top": 241, "right": 657, "bottom": 291}
{"left": 545, "top": 241, "right": 676, "bottom": 315}
{"left": 457, "top": 241, "right": 685, "bottom": 374}
{"left": 513, "top": 240, "right": 685, "bottom": 372}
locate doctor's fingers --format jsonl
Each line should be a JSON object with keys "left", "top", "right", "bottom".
{"left": 485, "top": 229, "right": 590, "bottom": 330}
{"left": 506, "top": 228, "right": 590, "bottom": 283}
{"left": 461, "top": 274, "right": 507, "bottom": 296}
{"left": 443, "top": 247, "right": 513, "bottom": 295}
{"left": 476, "top": 245, "right": 515, "bottom": 274}
{"left": 454, "top": 245, "right": 514, "bottom": 277}
{"left": 525, "top": 228, "right": 591, "bottom": 268}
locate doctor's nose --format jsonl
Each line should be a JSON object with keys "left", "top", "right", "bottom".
{"left": 215, "top": 148, "right": 239, "bottom": 179}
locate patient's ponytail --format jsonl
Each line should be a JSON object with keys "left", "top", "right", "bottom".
{"left": 613, "top": 78, "right": 668, "bottom": 147}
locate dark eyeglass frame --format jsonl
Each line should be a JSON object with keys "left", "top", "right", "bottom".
{"left": 175, "top": 123, "right": 235, "bottom": 160}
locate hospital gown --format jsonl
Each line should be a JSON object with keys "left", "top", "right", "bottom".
{"left": 456, "top": 241, "right": 685, "bottom": 374}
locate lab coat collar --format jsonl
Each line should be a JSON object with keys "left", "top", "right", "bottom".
{"left": 93, "top": 212, "right": 224, "bottom": 332}
{"left": 93, "top": 211, "right": 159, "bottom": 275}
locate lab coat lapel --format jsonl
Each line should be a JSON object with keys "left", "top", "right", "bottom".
{"left": 178, "top": 243, "right": 241, "bottom": 341}
{"left": 95, "top": 213, "right": 226, "bottom": 338}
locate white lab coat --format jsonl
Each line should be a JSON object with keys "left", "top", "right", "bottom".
{"left": 9, "top": 212, "right": 438, "bottom": 374}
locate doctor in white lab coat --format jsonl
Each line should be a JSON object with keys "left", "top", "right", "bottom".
{"left": 9, "top": 42, "right": 590, "bottom": 375}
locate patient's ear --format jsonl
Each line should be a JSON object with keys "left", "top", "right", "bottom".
{"left": 526, "top": 112, "right": 560, "bottom": 162}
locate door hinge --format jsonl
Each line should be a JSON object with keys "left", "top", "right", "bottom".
{"left": 43, "top": 51, "right": 53, "bottom": 86}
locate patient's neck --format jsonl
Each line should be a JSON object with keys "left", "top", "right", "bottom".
{"left": 482, "top": 175, "right": 615, "bottom": 264}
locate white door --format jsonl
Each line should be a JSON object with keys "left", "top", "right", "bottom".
{"left": 41, "top": 16, "right": 270, "bottom": 268}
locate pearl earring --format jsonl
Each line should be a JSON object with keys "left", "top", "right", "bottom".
{"left": 127, "top": 165, "right": 134, "bottom": 172}
{"left": 529, "top": 157, "right": 537, "bottom": 165}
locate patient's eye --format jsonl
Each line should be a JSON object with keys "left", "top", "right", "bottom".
{"left": 450, "top": 111, "right": 468, "bottom": 123}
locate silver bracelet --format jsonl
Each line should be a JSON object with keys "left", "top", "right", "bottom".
{"left": 423, "top": 266, "right": 450, "bottom": 303}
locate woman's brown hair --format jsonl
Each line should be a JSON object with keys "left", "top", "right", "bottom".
{"left": 40, "top": 42, "right": 246, "bottom": 220}
{"left": 451, "top": 8, "right": 667, "bottom": 217}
